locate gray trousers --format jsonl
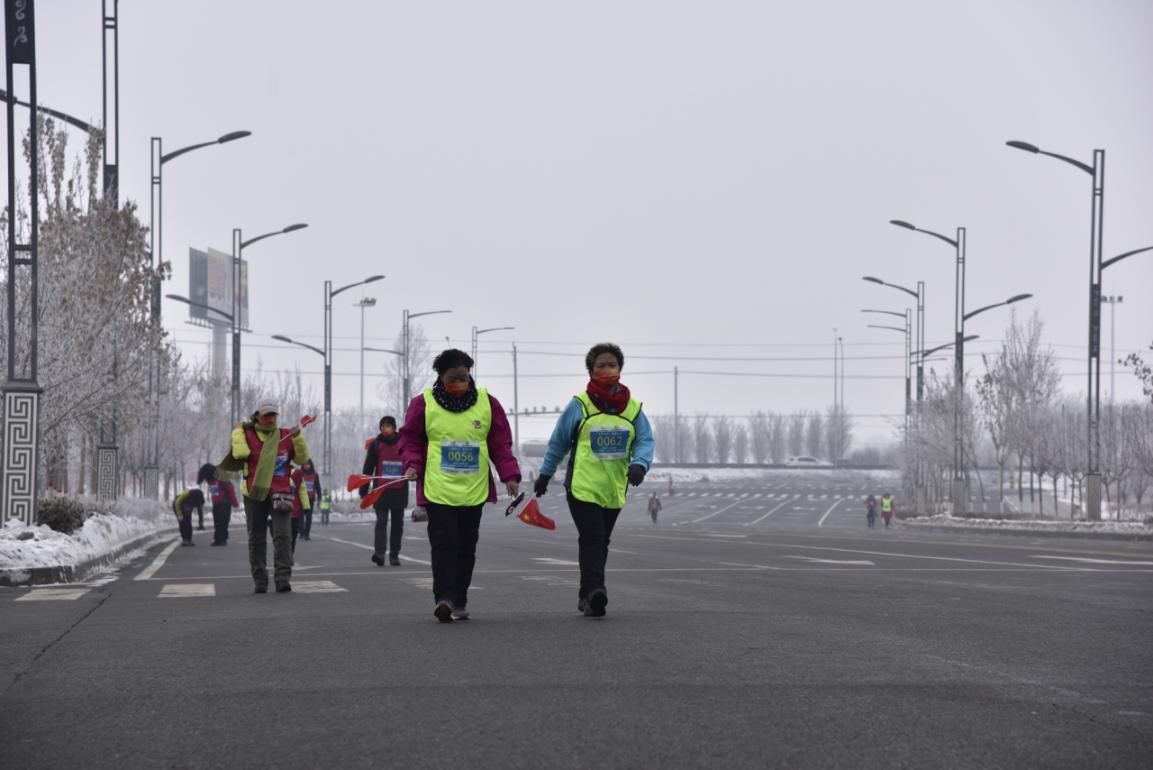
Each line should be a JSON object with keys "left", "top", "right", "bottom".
{"left": 244, "top": 496, "right": 293, "bottom": 585}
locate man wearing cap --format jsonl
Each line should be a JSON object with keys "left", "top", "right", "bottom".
{"left": 230, "top": 400, "right": 310, "bottom": 593}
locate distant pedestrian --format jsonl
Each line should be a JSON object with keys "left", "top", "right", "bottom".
{"left": 199, "top": 464, "right": 240, "bottom": 546}
{"left": 319, "top": 492, "right": 331, "bottom": 526}
{"left": 298, "top": 459, "right": 321, "bottom": 541}
{"left": 399, "top": 349, "right": 522, "bottom": 622}
{"left": 288, "top": 466, "right": 312, "bottom": 554}
{"left": 648, "top": 493, "right": 662, "bottom": 524}
{"left": 229, "top": 400, "right": 310, "bottom": 594}
{"left": 881, "top": 492, "right": 894, "bottom": 528}
{"left": 535, "top": 342, "right": 655, "bottom": 618}
{"left": 360, "top": 415, "right": 408, "bottom": 567}
{"left": 865, "top": 494, "right": 877, "bottom": 529}
{"left": 172, "top": 489, "right": 205, "bottom": 546}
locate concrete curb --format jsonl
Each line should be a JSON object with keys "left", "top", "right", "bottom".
{"left": 899, "top": 524, "right": 1153, "bottom": 542}
{"left": 0, "top": 529, "right": 176, "bottom": 587}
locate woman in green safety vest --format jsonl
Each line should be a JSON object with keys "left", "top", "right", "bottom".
{"left": 535, "top": 343, "right": 655, "bottom": 618}
{"left": 399, "top": 348, "right": 522, "bottom": 623}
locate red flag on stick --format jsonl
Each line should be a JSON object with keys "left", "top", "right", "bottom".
{"left": 517, "top": 498, "right": 556, "bottom": 530}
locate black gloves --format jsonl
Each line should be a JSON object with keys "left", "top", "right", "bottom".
{"left": 534, "top": 474, "right": 552, "bottom": 497}
{"left": 627, "top": 464, "right": 646, "bottom": 486}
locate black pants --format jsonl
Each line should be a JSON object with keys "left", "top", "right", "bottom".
{"left": 567, "top": 493, "right": 621, "bottom": 599}
{"left": 212, "top": 503, "right": 232, "bottom": 544}
{"left": 177, "top": 512, "right": 193, "bottom": 542}
{"left": 374, "top": 502, "right": 406, "bottom": 558}
{"left": 301, "top": 509, "right": 313, "bottom": 539}
{"left": 291, "top": 516, "right": 301, "bottom": 553}
{"left": 197, "top": 508, "right": 205, "bottom": 530}
{"left": 425, "top": 503, "right": 483, "bottom": 607}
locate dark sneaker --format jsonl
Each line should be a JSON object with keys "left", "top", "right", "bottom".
{"left": 254, "top": 584, "right": 268, "bottom": 594}
{"left": 434, "top": 601, "right": 454, "bottom": 623}
{"left": 452, "top": 606, "right": 470, "bottom": 621}
{"left": 588, "top": 588, "right": 607, "bottom": 618}
{"left": 389, "top": 555, "right": 401, "bottom": 566}
{"left": 275, "top": 582, "right": 292, "bottom": 593}
{"left": 371, "top": 554, "right": 385, "bottom": 566}
{"left": 210, "top": 541, "right": 224, "bottom": 546}
{"left": 577, "top": 597, "right": 591, "bottom": 615}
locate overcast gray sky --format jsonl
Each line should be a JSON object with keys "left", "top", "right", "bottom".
{"left": 22, "top": 0, "right": 1153, "bottom": 446}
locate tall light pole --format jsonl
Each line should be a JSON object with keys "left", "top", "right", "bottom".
{"left": 1101, "top": 295, "right": 1123, "bottom": 404}
{"left": 402, "top": 309, "right": 453, "bottom": 409}
{"left": 1007, "top": 137, "right": 1153, "bottom": 520}
{"left": 471, "top": 325, "right": 515, "bottom": 380}
{"left": 356, "top": 297, "right": 377, "bottom": 434}
{"left": 864, "top": 275, "right": 926, "bottom": 510}
{"left": 101, "top": 0, "right": 119, "bottom": 203}
{"left": 324, "top": 276, "right": 385, "bottom": 479}
{"left": 146, "top": 129, "right": 250, "bottom": 498}
{"left": 231, "top": 224, "right": 308, "bottom": 426}
{"left": 364, "top": 346, "right": 403, "bottom": 421}
{"left": 2, "top": 0, "right": 41, "bottom": 525}
{"left": 863, "top": 307, "right": 912, "bottom": 442}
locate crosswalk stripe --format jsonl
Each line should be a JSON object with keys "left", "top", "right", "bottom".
{"left": 159, "top": 583, "right": 215, "bottom": 598}
{"left": 293, "top": 580, "right": 348, "bottom": 593}
{"left": 17, "top": 588, "right": 90, "bottom": 601}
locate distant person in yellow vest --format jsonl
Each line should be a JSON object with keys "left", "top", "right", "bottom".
{"left": 230, "top": 401, "right": 309, "bottom": 594}
{"left": 535, "top": 343, "right": 655, "bottom": 618}
{"left": 399, "top": 349, "right": 522, "bottom": 623}
{"left": 881, "top": 492, "right": 894, "bottom": 528}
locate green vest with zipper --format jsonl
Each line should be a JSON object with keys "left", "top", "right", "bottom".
{"left": 569, "top": 391, "right": 641, "bottom": 509}
{"left": 423, "top": 387, "right": 492, "bottom": 507}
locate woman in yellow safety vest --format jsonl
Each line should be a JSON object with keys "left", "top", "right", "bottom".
{"left": 534, "top": 343, "right": 655, "bottom": 618}
{"left": 399, "top": 349, "right": 521, "bottom": 623}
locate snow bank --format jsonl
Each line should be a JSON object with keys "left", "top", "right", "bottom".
{"left": 902, "top": 513, "right": 1152, "bottom": 536}
{"left": 0, "top": 498, "right": 174, "bottom": 570}
{"left": 649, "top": 467, "right": 900, "bottom": 484}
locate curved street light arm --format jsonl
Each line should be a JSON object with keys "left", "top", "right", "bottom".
{"left": 1101, "top": 244, "right": 1153, "bottom": 271}
{"left": 863, "top": 276, "right": 919, "bottom": 300}
{"left": 0, "top": 88, "right": 99, "bottom": 133}
{"left": 916, "top": 334, "right": 980, "bottom": 360}
{"left": 364, "top": 347, "right": 403, "bottom": 356}
{"left": 867, "top": 324, "right": 906, "bottom": 334}
{"left": 477, "top": 326, "right": 516, "bottom": 335}
{"left": 161, "top": 130, "right": 251, "bottom": 165}
{"left": 1005, "top": 140, "right": 1094, "bottom": 176}
{"left": 166, "top": 293, "right": 233, "bottom": 322}
{"left": 241, "top": 223, "right": 309, "bottom": 251}
{"left": 331, "top": 275, "right": 386, "bottom": 298}
{"left": 860, "top": 309, "right": 907, "bottom": 320}
{"left": 410, "top": 309, "right": 453, "bottom": 320}
{"left": 963, "top": 293, "right": 1032, "bottom": 322}
{"left": 271, "top": 334, "right": 325, "bottom": 358}
{"left": 890, "top": 219, "right": 957, "bottom": 248}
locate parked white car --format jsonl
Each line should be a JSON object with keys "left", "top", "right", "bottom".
{"left": 785, "top": 456, "right": 831, "bottom": 468}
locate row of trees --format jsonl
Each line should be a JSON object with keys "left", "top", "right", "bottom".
{"left": 649, "top": 407, "right": 854, "bottom": 465}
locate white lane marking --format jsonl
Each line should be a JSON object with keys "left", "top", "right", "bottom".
{"left": 159, "top": 583, "right": 215, "bottom": 598}
{"left": 293, "top": 580, "right": 347, "bottom": 593}
{"left": 135, "top": 539, "right": 180, "bottom": 581}
{"left": 818, "top": 498, "right": 845, "bottom": 527}
{"left": 704, "top": 533, "right": 747, "bottom": 539}
{"left": 719, "top": 561, "right": 782, "bottom": 571}
{"left": 1031, "top": 556, "right": 1153, "bottom": 566}
{"left": 328, "top": 536, "right": 432, "bottom": 565}
{"left": 744, "top": 495, "right": 799, "bottom": 526}
{"left": 784, "top": 556, "right": 875, "bottom": 566}
{"left": 676, "top": 498, "right": 748, "bottom": 525}
{"left": 533, "top": 557, "right": 580, "bottom": 566}
{"left": 520, "top": 575, "right": 580, "bottom": 587}
{"left": 17, "top": 588, "right": 91, "bottom": 601}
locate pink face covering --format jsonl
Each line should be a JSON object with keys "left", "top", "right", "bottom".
{"left": 593, "top": 371, "right": 620, "bottom": 386}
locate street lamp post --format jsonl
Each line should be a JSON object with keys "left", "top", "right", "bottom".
{"left": 863, "top": 308, "right": 913, "bottom": 442}
{"left": 864, "top": 276, "right": 926, "bottom": 511}
{"left": 231, "top": 224, "right": 309, "bottom": 426}
{"left": 356, "top": 298, "right": 377, "bottom": 435}
{"left": 1101, "top": 295, "right": 1123, "bottom": 404}
{"left": 324, "top": 276, "right": 385, "bottom": 479}
{"left": 1006, "top": 138, "right": 1153, "bottom": 519}
{"left": 364, "top": 346, "right": 403, "bottom": 425}
{"left": 471, "top": 325, "right": 515, "bottom": 381}
{"left": 402, "top": 309, "right": 453, "bottom": 409}
{"left": 146, "top": 129, "right": 250, "bottom": 498}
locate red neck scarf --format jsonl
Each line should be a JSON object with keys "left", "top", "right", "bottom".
{"left": 586, "top": 378, "right": 631, "bottom": 414}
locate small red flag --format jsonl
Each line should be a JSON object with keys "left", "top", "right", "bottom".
{"left": 517, "top": 498, "right": 556, "bottom": 530}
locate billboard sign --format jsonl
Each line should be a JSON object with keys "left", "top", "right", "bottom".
{"left": 189, "top": 247, "right": 249, "bottom": 330}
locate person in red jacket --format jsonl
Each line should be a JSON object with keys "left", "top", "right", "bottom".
{"left": 360, "top": 416, "right": 408, "bottom": 566}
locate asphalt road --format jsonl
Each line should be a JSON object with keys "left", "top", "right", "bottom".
{"left": 2, "top": 471, "right": 1151, "bottom": 769}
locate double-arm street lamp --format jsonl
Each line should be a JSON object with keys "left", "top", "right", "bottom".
{"left": 1006, "top": 140, "right": 1153, "bottom": 520}
{"left": 231, "top": 224, "right": 309, "bottom": 425}
{"left": 402, "top": 309, "right": 453, "bottom": 409}
{"left": 471, "top": 325, "right": 516, "bottom": 381}
{"left": 145, "top": 130, "right": 251, "bottom": 498}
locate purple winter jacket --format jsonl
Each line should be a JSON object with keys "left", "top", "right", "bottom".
{"left": 399, "top": 391, "right": 522, "bottom": 507}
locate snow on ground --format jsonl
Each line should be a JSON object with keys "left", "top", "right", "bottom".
{"left": 902, "top": 514, "right": 1151, "bottom": 535}
{"left": 649, "top": 467, "right": 900, "bottom": 484}
{"left": 0, "top": 498, "right": 174, "bottom": 570}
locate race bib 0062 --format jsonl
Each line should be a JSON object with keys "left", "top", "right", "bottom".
{"left": 589, "top": 426, "right": 629, "bottom": 460}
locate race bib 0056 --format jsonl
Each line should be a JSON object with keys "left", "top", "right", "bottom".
{"left": 440, "top": 441, "right": 481, "bottom": 475}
